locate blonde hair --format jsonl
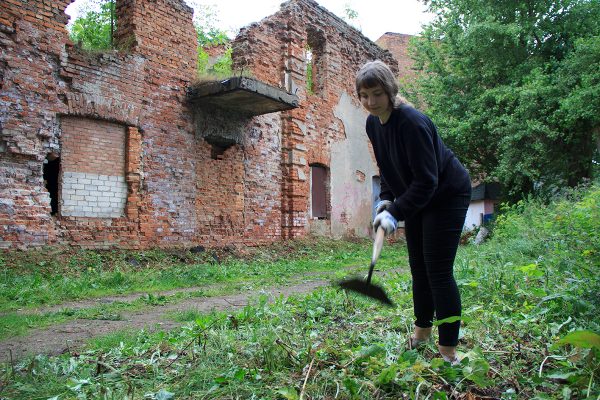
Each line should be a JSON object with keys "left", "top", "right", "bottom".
{"left": 355, "top": 60, "right": 410, "bottom": 107}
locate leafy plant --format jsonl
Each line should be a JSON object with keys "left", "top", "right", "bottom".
{"left": 410, "top": 0, "right": 600, "bottom": 200}
{"left": 1, "top": 184, "right": 598, "bottom": 398}
{"left": 69, "top": 0, "right": 115, "bottom": 50}
{"left": 193, "top": 3, "right": 232, "bottom": 77}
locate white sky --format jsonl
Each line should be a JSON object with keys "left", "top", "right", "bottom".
{"left": 66, "top": 0, "right": 435, "bottom": 41}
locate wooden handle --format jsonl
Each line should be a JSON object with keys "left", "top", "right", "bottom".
{"left": 366, "top": 227, "right": 385, "bottom": 284}
{"left": 372, "top": 226, "right": 385, "bottom": 264}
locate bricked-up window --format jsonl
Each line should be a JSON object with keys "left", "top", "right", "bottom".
{"left": 310, "top": 164, "right": 329, "bottom": 219}
{"left": 60, "top": 117, "right": 127, "bottom": 218}
{"left": 43, "top": 155, "right": 60, "bottom": 215}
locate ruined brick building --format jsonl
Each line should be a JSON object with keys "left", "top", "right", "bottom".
{"left": 0, "top": 0, "right": 402, "bottom": 249}
{"left": 376, "top": 32, "right": 418, "bottom": 82}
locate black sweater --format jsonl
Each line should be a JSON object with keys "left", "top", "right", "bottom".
{"left": 366, "top": 105, "right": 471, "bottom": 221}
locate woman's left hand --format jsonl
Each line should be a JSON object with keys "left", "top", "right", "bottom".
{"left": 375, "top": 200, "right": 393, "bottom": 214}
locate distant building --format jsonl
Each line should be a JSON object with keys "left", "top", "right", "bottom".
{"left": 465, "top": 183, "right": 502, "bottom": 229}
{"left": 375, "top": 32, "right": 419, "bottom": 81}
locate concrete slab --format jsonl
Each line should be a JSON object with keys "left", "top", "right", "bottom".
{"left": 188, "top": 77, "right": 299, "bottom": 116}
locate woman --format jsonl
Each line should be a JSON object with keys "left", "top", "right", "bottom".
{"left": 356, "top": 60, "right": 471, "bottom": 363}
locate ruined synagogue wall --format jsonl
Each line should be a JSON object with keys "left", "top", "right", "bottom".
{"left": 0, "top": 0, "right": 203, "bottom": 249}
{"left": 1, "top": 0, "right": 73, "bottom": 247}
{"left": 232, "top": 0, "right": 397, "bottom": 239}
{"left": 1, "top": 0, "right": 402, "bottom": 249}
{"left": 193, "top": 113, "right": 284, "bottom": 245}
{"left": 0, "top": 0, "right": 290, "bottom": 249}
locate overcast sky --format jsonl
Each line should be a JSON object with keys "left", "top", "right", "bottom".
{"left": 66, "top": 0, "right": 435, "bottom": 41}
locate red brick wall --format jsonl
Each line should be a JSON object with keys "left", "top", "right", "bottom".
{"left": 115, "top": 0, "right": 197, "bottom": 72}
{"left": 233, "top": 0, "right": 396, "bottom": 239}
{"left": 61, "top": 117, "right": 126, "bottom": 176}
{"left": 1, "top": 0, "right": 71, "bottom": 32}
{"left": 1, "top": 0, "right": 199, "bottom": 249}
{"left": 1, "top": 0, "right": 71, "bottom": 249}
{"left": 1, "top": 0, "right": 395, "bottom": 249}
{"left": 375, "top": 33, "right": 418, "bottom": 81}
{"left": 0, "top": 153, "right": 55, "bottom": 249}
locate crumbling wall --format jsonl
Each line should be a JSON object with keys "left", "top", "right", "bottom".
{"left": 1, "top": 0, "right": 72, "bottom": 248}
{"left": 1, "top": 0, "right": 200, "bottom": 249}
{"left": 233, "top": 0, "right": 397, "bottom": 239}
{"left": 1, "top": 0, "right": 399, "bottom": 249}
{"left": 194, "top": 112, "right": 283, "bottom": 245}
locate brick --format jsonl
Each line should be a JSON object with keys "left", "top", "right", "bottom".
{"left": 2, "top": 0, "right": 399, "bottom": 249}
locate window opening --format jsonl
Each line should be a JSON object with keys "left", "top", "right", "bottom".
{"left": 211, "top": 144, "right": 227, "bottom": 160}
{"left": 43, "top": 155, "right": 60, "bottom": 215}
{"left": 310, "top": 165, "right": 328, "bottom": 219}
{"left": 306, "top": 45, "right": 314, "bottom": 94}
{"left": 306, "top": 28, "right": 325, "bottom": 95}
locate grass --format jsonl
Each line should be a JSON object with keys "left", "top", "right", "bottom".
{"left": 0, "top": 182, "right": 598, "bottom": 399}
{"left": 0, "top": 237, "right": 405, "bottom": 340}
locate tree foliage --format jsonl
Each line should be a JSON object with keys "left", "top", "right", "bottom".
{"left": 410, "top": 0, "right": 600, "bottom": 200}
{"left": 192, "top": 4, "right": 229, "bottom": 48}
{"left": 192, "top": 4, "right": 232, "bottom": 77}
{"left": 68, "top": 1, "right": 232, "bottom": 76}
{"left": 69, "top": 0, "right": 115, "bottom": 50}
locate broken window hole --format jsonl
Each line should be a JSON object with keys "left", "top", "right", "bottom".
{"left": 306, "top": 28, "right": 325, "bottom": 95}
{"left": 306, "top": 45, "right": 314, "bottom": 94}
{"left": 211, "top": 144, "right": 227, "bottom": 160}
{"left": 43, "top": 154, "right": 60, "bottom": 215}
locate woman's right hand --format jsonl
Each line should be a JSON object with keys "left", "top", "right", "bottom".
{"left": 373, "top": 210, "right": 397, "bottom": 235}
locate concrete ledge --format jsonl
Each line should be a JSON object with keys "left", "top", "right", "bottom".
{"left": 187, "top": 77, "right": 299, "bottom": 116}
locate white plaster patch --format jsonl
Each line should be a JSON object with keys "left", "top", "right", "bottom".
{"left": 61, "top": 171, "right": 127, "bottom": 218}
{"left": 294, "top": 120, "right": 307, "bottom": 136}
{"left": 328, "top": 92, "right": 377, "bottom": 238}
{"left": 297, "top": 167, "right": 306, "bottom": 181}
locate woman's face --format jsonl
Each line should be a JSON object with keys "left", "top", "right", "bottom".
{"left": 358, "top": 84, "right": 391, "bottom": 118}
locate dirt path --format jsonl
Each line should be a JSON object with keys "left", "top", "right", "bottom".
{"left": 1, "top": 264, "right": 405, "bottom": 363}
{"left": 0, "top": 280, "right": 331, "bottom": 363}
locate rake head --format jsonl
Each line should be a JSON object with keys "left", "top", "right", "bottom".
{"left": 338, "top": 278, "right": 394, "bottom": 307}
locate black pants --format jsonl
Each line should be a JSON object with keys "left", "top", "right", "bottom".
{"left": 404, "top": 193, "right": 470, "bottom": 346}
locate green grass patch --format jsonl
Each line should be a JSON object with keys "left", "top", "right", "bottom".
{"left": 0, "top": 238, "right": 401, "bottom": 312}
{"left": 1, "top": 183, "right": 598, "bottom": 398}
{"left": 169, "top": 309, "right": 206, "bottom": 323}
{"left": 0, "top": 238, "right": 406, "bottom": 339}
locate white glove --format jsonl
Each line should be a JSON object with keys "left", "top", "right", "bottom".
{"left": 375, "top": 199, "right": 393, "bottom": 214}
{"left": 373, "top": 210, "right": 397, "bottom": 235}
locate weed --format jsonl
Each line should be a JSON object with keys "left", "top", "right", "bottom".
{"left": 0, "top": 185, "right": 598, "bottom": 398}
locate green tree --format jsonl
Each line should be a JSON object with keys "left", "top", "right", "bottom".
{"left": 192, "top": 4, "right": 232, "bottom": 77}
{"left": 343, "top": 3, "right": 361, "bottom": 31}
{"left": 68, "top": 0, "right": 232, "bottom": 76}
{"left": 410, "top": 0, "right": 600, "bottom": 200}
{"left": 69, "top": 0, "right": 115, "bottom": 50}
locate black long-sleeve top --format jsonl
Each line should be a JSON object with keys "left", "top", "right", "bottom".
{"left": 366, "top": 105, "right": 471, "bottom": 221}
